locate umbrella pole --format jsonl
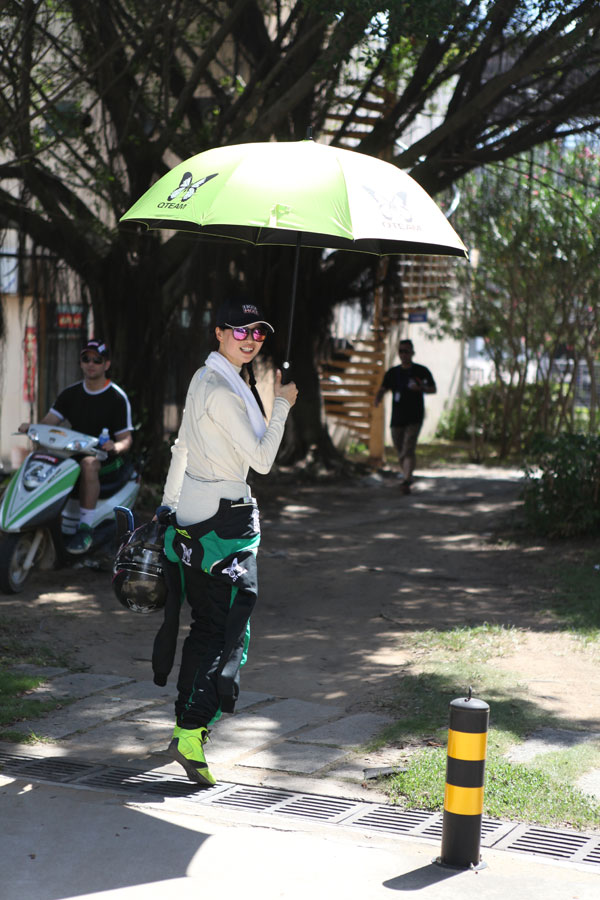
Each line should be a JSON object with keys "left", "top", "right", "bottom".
{"left": 282, "top": 232, "right": 301, "bottom": 384}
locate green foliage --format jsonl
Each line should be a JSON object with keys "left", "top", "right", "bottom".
{"left": 374, "top": 623, "right": 600, "bottom": 828}
{"left": 0, "top": 615, "right": 71, "bottom": 669}
{"left": 386, "top": 749, "right": 600, "bottom": 828}
{"left": 485, "top": 758, "right": 600, "bottom": 828}
{"left": 522, "top": 433, "right": 600, "bottom": 538}
{"left": 5, "top": 1, "right": 600, "bottom": 471}
{"left": 0, "top": 689, "right": 69, "bottom": 729}
{"left": 436, "top": 382, "right": 583, "bottom": 456}
{"left": 434, "top": 396, "right": 472, "bottom": 442}
{"left": 433, "top": 141, "right": 600, "bottom": 456}
{"left": 550, "top": 556, "right": 600, "bottom": 639}
{"left": 0, "top": 614, "right": 75, "bottom": 734}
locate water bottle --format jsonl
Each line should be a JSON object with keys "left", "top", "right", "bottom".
{"left": 98, "top": 427, "right": 110, "bottom": 447}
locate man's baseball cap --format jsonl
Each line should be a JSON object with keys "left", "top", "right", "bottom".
{"left": 215, "top": 300, "right": 274, "bottom": 333}
{"left": 81, "top": 339, "right": 110, "bottom": 359}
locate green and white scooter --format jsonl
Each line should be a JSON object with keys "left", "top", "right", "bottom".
{"left": 0, "top": 424, "right": 140, "bottom": 593}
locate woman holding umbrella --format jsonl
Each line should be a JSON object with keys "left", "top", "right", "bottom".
{"left": 152, "top": 298, "right": 297, "bottom": 785}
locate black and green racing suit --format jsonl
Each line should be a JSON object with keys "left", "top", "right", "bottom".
{"left": 152, "top": 497, "right": 260, "bottom": 728}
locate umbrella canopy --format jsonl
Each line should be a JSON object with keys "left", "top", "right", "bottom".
{"left": 120, "top": 140, "right": 467, "bottom": 371}
{"left": 120, "top": 139, "right": 467, "bottom": 258}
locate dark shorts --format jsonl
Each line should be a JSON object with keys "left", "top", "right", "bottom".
{"left": 391, "top": 423, "right": 422, "bottom": 461}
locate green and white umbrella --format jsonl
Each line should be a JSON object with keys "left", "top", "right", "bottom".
{"left": 120, "top": 139, "right": 467, "bottom": 369}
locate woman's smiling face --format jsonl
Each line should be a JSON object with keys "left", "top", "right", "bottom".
{"left": 216, "top": 325, "right": 264, "bottom": 367}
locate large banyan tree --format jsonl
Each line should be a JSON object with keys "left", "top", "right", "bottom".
{"left": 2, "top": 0, "right": 600, "bottom": 474}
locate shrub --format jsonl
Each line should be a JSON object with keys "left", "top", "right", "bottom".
{"left": 522, "top": 432, "right": 600, "bottom": 537}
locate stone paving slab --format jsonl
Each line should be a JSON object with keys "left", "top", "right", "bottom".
{"left": 99, "top": 680, "right": 172, "bottom": 702}
{"left": 577, "top": 768, "right": 600, "bottom": 800}
{"left": 4, "top": 696, "right": 156, "bottom": 740}
{"left": 59, "top": 716, "right": 171, "bottom": 761}
{"left": 239, "top": 740, "right": 349, "bottom": 774}
{"left": 129, "top": 705, "right": 173, "bottom": 726}
{"left": 235, "top": 691, "right": 274, "bottom": 710}
{"left": 506, "top": 727, "right": 600, "bottom": 763}
{"left": 251, "top": 698, "right": 343, "bottom": 727}
{"left": 204, "top": 699, "right": 343, "bottom": 764}
{"left": 8, "top": 664, "right": 70, "bottom": 679}
{"left": 127, "top": 690, "right": 275, "bottom": 728}
{"left": 26, "top": 673, "right": 132, "bottom": 700}
{"left": 293, "top": 712, "right": 392, "bottom": 748}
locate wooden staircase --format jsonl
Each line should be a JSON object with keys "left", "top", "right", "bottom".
{"left": 320, "top": 333, "right": 386, "bottom": 448}
{"left": 319, "top": 256, "right": 457, "bottom": 460}
{"left": 318, "top": 81, "right": 459, "bottom": 460}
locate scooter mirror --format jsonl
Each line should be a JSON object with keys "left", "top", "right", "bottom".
{"left": 114, "top": 506, "right": 135, "bottom": 540}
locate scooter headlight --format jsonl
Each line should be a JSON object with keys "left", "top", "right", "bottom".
{"left": 23, "top": 460, "right": 54, "bottom": 490}
{"left": 65, "top": 438, "right": 92, "bottom": 452}
{"left": 28, "top": 428, "right": 40, "bottom": 443}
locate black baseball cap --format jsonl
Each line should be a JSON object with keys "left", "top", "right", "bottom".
{"left": 81, "top": 339, "right": 110, "bottom": 359}
{"left": 215, "top": 300, "right": 274, "bottom": 333}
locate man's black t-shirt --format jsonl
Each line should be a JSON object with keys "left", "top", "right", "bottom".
{"left": 51, "top": 380, "right": 133, "bottom": 440}
{"left": 381, "top": 363, "right": 436, "bottom": 427}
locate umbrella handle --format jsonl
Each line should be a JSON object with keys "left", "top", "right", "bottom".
{"left": 282, "top": 233, "right": 301, "bottom": 384}
{"left": 281, "top": 361, "right": 292, "bottom": 385}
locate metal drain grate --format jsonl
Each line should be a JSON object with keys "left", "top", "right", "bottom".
{"left": 82, "top": 766, "right": 227, "bottom": 800}
{"left": 82, "top": 766, "right": 163, "bottom": 793}
{"left": 0, "top": 749, "right": 40, "bottom": 770}
{"left": 2, "top": 748, "right": 599, "bottom": 868}
{"left": 504, "top": 826, "right": 596, "bottom": 860}
{"left": 419, "top": 816, "right": 509, "bottom": 842}
{"left": 274, "top": 794, "right": 360, "bottom": 822}
{"left": 346, "top": 806, "right": 433, "bottom": 834}
{"left": 584, "top": 845, "right": 600, "bottom": 865}
{"left": 211, "top": 785, "right": 295, "bottom": 811}
{"left": 13, "top": 757, "right": 102, "bottom": 783}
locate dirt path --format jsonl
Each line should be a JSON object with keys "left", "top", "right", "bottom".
{"left": 3, "top": 464, "right": 599, "bottom": 730}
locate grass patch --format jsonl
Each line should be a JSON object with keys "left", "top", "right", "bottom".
{"left": 386, "top": 749, "right": 600, "bottom": 830}
{"left": 533, "top": 740, "right": 600, "bottom": 786}
{"left": 373, "top": 623, "right": 600, "bottom": 830}
{"left": 0, "top": 671, "right": 70, "bottom": 727}
{"left": 345, "top": 440, "right": 517, "bottom": 469}
{"left": 0, "top": 730, "right": 56, "bottom": 744}
{"left": 0, "top": 614, "right": 72, "bottom": 669}
{"left": 412, "top": 441, "right": 483, "bottom": 468}
{"left": 409, "top": 622, "right": 522, "bottom": 658}
{"left": 0, "top": 614, "right": 75, "bottom": 739}
{"left": 549, "top": 555, "right": 600, "bottom": 640}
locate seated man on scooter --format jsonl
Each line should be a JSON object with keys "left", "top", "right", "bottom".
{"left": 19, "top": 339, "right": 133, "bottom": 554}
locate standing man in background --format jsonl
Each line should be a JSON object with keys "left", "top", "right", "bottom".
{"left": 374, "top": 339, "right": 436, "bottom": 493}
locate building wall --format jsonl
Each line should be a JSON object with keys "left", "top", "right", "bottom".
{"left": 327, "top": 294, "right": 465, "bottom": 452}
{"left": 383, "top": 318, "right": 464, "bottom": 443}
{"left": 0, "top": 294, "right": 37, "bottom": 472}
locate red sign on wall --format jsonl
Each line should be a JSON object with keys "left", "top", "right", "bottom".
{"left": 56, "top": 310, "right": 83, "bottom": 329}
{"left": 23, "top": 326, "right": 37, "bottom": 403}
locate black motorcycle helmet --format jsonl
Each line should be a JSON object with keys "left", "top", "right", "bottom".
{"left": 112, "top": 519, "right": 167, "bottom": 613}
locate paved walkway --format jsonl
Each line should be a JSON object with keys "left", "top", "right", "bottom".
{"left": 2, "top": 665, "right": 397, "bottom": 799}
{"left": 2, "top": 666, "right": 600, "bottom": 899}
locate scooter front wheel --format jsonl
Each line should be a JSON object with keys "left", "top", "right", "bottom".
{"left": 0, "top": 531, "right": 47, "bottom": 594}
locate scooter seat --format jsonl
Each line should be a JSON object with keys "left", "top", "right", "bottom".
{"left": 98, "top": 459, "right": 137, "bottom": 498}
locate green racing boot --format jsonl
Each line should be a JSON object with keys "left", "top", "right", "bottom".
{"left": 168, "top": 725, "right": 216, "bottom": 786}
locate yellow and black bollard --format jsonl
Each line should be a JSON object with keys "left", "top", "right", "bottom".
{"left": 438, "top": 689, "right": 489, "bottom": 870}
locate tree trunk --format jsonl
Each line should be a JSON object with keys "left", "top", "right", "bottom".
{"left": 88, "top": 235, "right": 172, "bottom": 481}
{"left": 248, "top": 244, "right": 346, "bottom": 469}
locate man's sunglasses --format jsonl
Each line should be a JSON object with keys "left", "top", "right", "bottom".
{"left": 81, "top": 354, "right": 105, "bottom": 364}
{"left": 229, "top": 326, "right": 268, "bottom": 342}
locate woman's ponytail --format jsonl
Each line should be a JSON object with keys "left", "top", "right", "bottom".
{"left": 242, "top": 361, "right": 266, "bottom": 418}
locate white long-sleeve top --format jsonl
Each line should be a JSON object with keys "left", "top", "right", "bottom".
{"left": 162, "top": 365, "right": 291, "bottom": 525}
